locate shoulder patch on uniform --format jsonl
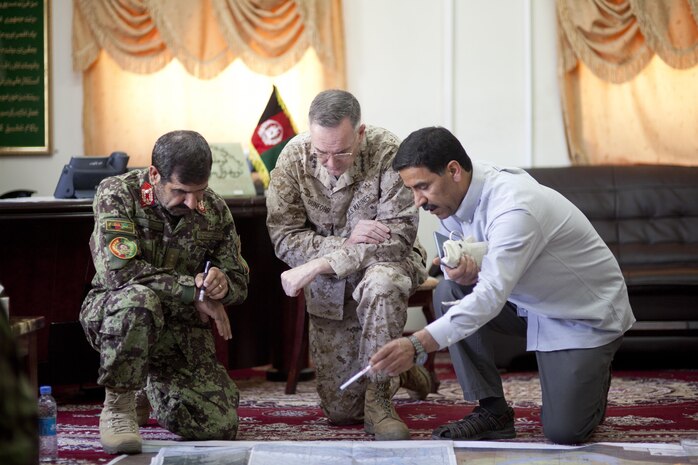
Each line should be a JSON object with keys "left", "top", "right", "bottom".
{"left": 104, "top": 219, "right": 135, "bottom": 234}
{"left": 108, "top": 236, "right": 138, "bottom": 260}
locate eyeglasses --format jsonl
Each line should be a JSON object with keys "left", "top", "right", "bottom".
{"left": 311, "top": 151, "right": 354, "bottom": 163}
{"left": 310, "top": 130, "right": 361, "bottom": 163}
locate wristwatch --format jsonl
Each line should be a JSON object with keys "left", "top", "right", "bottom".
{"left": 408, "top": 335, "right": 428, "bottom": 366}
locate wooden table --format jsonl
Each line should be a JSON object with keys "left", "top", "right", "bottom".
{"left": 10, "top": 315, "right": 45, "bottom": 393}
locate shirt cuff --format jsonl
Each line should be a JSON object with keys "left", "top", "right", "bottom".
{"left": 425, "top": 316, "right": 461, "bottom": 350}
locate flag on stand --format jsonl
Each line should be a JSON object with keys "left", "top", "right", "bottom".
{"left": 249, "top": 86, "right": 298, "bottom": 188}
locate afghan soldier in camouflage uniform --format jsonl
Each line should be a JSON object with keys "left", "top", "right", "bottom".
{"left": 80, "top": 130, "right": 249, "bottom": 454}
{"left": 266, "top": 90, "right": 434, "bottom": 440}
{"left": 0, "top": 290, "right": 38, "bottom": 465}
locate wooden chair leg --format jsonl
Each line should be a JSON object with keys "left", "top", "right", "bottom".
{"left": 285, "top": 293, "right": 307, "bottom": 394}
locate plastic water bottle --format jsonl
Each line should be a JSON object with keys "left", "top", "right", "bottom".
{"left": 38, "top": 385, "right": 58, "bottom": 462}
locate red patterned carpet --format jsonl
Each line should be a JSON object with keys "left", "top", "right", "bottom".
{"left": 55, "top": 355, "right": 698, "bottom": 464}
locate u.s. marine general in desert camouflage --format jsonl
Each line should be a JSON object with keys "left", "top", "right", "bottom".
{"left": 266, "top": 123, "right": 429, "bottom": 426}
{"left": 81, "top": 167, "right": 249, "bottom": 441}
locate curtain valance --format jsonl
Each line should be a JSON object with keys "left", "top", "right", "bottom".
{"left": 72, "top": 0, "right": 344, "bottom": 81}
{"left": 558, "top": 0, "right": 698, "bottom": 83}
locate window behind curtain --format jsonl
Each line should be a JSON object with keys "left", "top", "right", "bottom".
{"left": 83, "top": 48, "right": 323, "bottom": 167}
{"left": 73, "top": 0, "right": 345, "bottom": 167}
{"left": 557, "top": 0, "right": 698, "bottom": 166}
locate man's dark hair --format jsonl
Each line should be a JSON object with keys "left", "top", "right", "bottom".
{"left": 392, "top": 126, "right": 472, "bottom": 175}
{"left": 308, "top": 89, "right": 361, "bottom": 129}
{"left": 151, "top": 130, "right": 212, "bottom": 184}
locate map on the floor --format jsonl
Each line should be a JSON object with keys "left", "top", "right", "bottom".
{"left": 145, "top": 441, "right": 697, "bottom": 465}
{"left": 148, "top": 441, "right": 457, "bottom": 465}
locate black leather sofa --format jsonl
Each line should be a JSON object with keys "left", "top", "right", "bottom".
{"left": 495, "top": 165, "right": 698, "bottom": 368}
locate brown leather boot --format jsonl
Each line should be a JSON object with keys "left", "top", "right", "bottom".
{"left": 135, "top": 388, "right": 150, "bottom": 427}
{"left": 400, "top": 365, "right": 438, "bottom": 400}
{"left": 99, "top": 388, "right": 142, "bottom": 454}
{"left": 364, "top": 379, "right": 410, "bottom": 440}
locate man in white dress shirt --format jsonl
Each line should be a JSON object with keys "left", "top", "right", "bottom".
{"left": 370, "top": 126, "right": 635, "bottom": 444}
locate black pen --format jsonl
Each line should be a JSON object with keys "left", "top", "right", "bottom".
{"left": 198, "top": 260, "right": 212, "bottom": 302}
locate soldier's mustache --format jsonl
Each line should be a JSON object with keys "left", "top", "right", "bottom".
{"left": 422, "top": 203, "right": 437, "bottom": 212}
{"left": 170, "top": 203, "right": 192, "bottom": 215}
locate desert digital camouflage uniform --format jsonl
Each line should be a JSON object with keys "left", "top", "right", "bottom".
{"left": 80, "top": 168, "right": 249, "bottom": 440}
{"left": 266, "top": 125, "right": 427, "bottom": 423}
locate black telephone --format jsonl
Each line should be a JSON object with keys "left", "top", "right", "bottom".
{"left": 0, "top": 189, "right": 36, "bottom": 199}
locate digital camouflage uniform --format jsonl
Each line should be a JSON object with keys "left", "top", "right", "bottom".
{"left": 80, "top": 169, "right": 249, "bottom": 440}
{"left": 266, "top": 125, "right": 427, "bottom": 423}
{"left": 0, "top": 310, "right": 38, "bottom": 465}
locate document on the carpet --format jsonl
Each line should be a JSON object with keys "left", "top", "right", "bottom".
{"left": 148, "top": 441, "right": 457, "bottom": 465}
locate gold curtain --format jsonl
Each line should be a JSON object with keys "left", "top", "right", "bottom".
{"left": 557, "top": 0, "right": 698, "bottom": 165}
{"left": 73, "top": 0, "right": 345, "bottom": 82}
{"left": 72, "top": 0, "right": 345, "bottom": 166}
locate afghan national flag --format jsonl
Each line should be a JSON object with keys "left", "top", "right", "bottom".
{"left": 249, "top": 86, "right": 298, "bottom": 188}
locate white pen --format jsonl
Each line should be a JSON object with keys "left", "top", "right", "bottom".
{"left": 339, "top": 365, "right": 372, "bottom": 390}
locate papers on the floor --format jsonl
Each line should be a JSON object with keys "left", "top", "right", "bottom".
{"left": 454, "top": 441, "right": 696, "bottom": 464}
{"left": 249, "top": 441, "right": 456, "bottom": 465}
{"left": 148, "top": 441, "right": 457, "bottom": 465}
{"left": 149, "top": 445, "right": 249, "bottom": 465}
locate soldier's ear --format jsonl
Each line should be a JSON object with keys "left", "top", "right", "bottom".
{"left": 149, "top": 165, "right": 161, "bottom": 185}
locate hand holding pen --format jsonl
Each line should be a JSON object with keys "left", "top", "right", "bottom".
{"left": 197, "top": 260, "right": 212, "bottom": 301}
{"left": 195, "top": 260, "right": 232, "bottom": 340}
{"left": 196, "top": 260, "right": 228, "bottom": 301}
{"left": 340, "top": 365, "right": 372, "bottom": 390}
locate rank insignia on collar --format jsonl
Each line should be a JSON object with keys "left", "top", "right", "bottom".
{"left": 197, "top": 199, "right": 206, "bottom": 214}
{"left": 140, "top": 182, "right": 155, "bottom": 207}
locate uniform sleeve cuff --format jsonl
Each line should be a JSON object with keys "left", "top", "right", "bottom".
{"left": 324, "top": 249, "right": 354, "bottom": 278}
{"left": 180, "top": 284, "right": 196, "bottom": 304}
{"left": 176, "top": 275, "right": 197, "bottom": 304}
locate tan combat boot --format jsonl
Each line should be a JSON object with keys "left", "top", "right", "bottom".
{"left": 135, "top": 389, "right": 151, "bottom": 426}
{"left": 400, "top": 365, "right": 439, "bottom": 400}
{"left": 99, "top": 387, "right": 142, "bottom": 454}
{"left": 364, "top": 378, "right": 410, "bottom": 440}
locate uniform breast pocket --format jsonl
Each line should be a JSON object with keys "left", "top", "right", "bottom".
{"left": 190, "top": 246, "right": 209, "bottom": 270}
{"left": 347, "top": 189, "right": 379, "bottom": 221}
{"left": 134, "top": 218, "right": 164, "bottom": 264}
{"left": 139, "top": 239, "right": 155, "bottom": 263}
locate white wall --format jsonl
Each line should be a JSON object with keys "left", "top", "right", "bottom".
{"left": 344, "top": 0, "right": 446, "bottom": 138}
{"left": 343, "top": 0, "right": 568, "bottom": 260}
{"left": 0, "top": 0, "right": 569, "bottom": 261}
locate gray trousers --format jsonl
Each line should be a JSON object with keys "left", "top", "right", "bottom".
{"left": 434, "top": 279, "right": 622, "bottom": 444}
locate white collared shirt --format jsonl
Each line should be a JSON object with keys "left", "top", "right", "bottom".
{"left": 426, "top": 162, "right": 636, "bottom": 351}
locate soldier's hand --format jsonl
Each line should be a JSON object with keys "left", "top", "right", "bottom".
{"left": 195, "top": 299, "right": 232, "bottom": 340}
{"left": 280, "top": 258, "right": 332, "bottom": 297}
{"left": 344, "top": 220, "right": 390, "bottom": 246}
{"left": 195, "top": 266, "right": 228, "bottom": 300}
